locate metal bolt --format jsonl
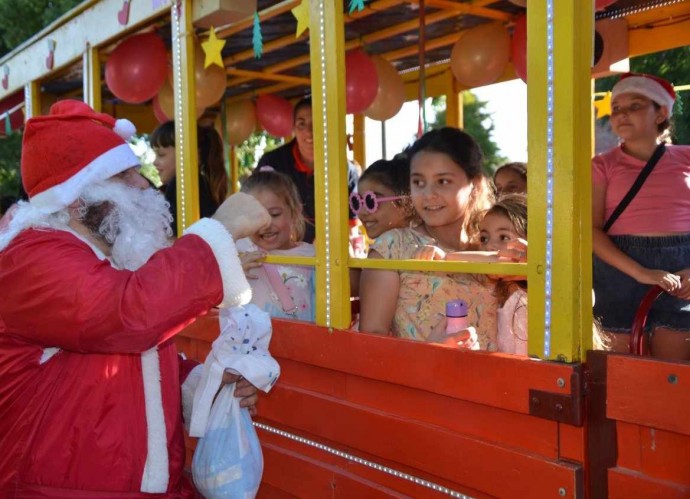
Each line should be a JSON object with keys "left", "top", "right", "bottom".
{"left": 668, "top": 374, "right": 679, "bottom": 384}
{"left": 559, "top": 487, "right": 567, "bottom": 496}
{"left": 531, "top": 396, "right": 540, "bottom": 406}
{"left": 555, "top": 403, "right": 563, "bottom": 412}
{"left": 557, "top": 377, "right": 566, "bottom": 388}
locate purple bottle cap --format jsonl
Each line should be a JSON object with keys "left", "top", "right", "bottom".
{"left": 446, "top": 300, "right": 468, "bottom": 318}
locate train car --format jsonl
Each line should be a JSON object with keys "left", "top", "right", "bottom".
{"left": 1, "top": 0, "right": 690, "bottom": 497}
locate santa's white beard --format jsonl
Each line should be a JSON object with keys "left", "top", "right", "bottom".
{"left": 78, "top": 181, "right": 173, "bottom": 270}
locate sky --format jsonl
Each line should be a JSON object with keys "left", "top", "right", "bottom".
{"left": 361, "top": 79, "right": 528, "bottom": 166}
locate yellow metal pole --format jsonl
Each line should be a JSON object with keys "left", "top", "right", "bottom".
{"left": 526, "top": 0, "right": 593, "bottom": 362}
{"left": 445, "top": 72, "right": 463, "bottom": 129}
{"left": 82, "top": 44, "right": 101, "bottom": 112}
{"left": 309, "top": 0, "right": 351, "bottom": 328}
{"left": 353, "top": 113, "right": 366, "bottom": 168}
{"left": 23, "top": 81, "right": 41, "bottom": 119}
{"left": 171, "top": 0, "right": 200, "bottom": 234}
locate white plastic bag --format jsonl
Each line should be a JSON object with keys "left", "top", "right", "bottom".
{"left": 190, "top": 305, "right": 280, "bottom": 498}
{"left": 192, "top": 385, "right": 262, "bottom": 498}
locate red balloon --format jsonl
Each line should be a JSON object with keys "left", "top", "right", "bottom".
{"left": 255, "top": 94, "right": 293, "bottom": 137}
{"left": 345, "top": 49, "right": 379, "bottom": 114}
{"left": 511, "top": 14, "right": 527, "bottom": 83}
{"left": 596, "top": 0, "right": 617, "bottom": 10}
{"left": 105, "top": 33, "right": 168, "bottom": 104}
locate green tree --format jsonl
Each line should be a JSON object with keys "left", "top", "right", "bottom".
{"left": 595, "top": 46, "right": 690, "bottom": 145}
{"left": 0, "top": 131, "right": 22, "bottom": 198}
{"left": 235, "top": 131, "right": 282, "bottom": 182}
{"left": 0, "top": 0, "right": 82, "bottom": 56}
{"left": 428, "top": 93, "right": 507, "bottom": 173}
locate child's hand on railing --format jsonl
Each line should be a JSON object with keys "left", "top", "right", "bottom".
{"left": 239, "top": 251, "right": 266, "bottom": 279}
{"left": 414, "top": 245, "right": 447, "bottom": 261}
{"left": 497, "top": 238, "right": 528, "bottom": 263}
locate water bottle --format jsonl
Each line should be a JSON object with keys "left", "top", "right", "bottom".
{"left": 445, "top": 300, "right": 475, "bottom": 347}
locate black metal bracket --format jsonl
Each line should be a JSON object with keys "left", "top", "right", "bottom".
{"left": 529, "top": 366, "right": 584, "bottom": 426}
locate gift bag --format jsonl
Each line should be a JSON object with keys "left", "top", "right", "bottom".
{"left": 190, "top": 304, "right": 280, "bottom": 499}
{"left": 192, "top": 385, "right": 262, "bottom": 498}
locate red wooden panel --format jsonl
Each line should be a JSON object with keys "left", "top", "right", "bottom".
{"left": 258, "top": 430, "right": 493, "bottom": 498}
{"left": 616, "top": 421, "right": 641, "bottom": 472}
{"left": 608, "top": 468, "right": 690, "bottom": 499}
{"left": 607, "top": 355, "right": 690, "bottom": 435}
{"left": 273, "top": 358, "right": 560, "bottom": 459}
{"left": 258, "top": 385, "right": 582, "bottom": 498}
{"left": 257, "top": 482, "right": 299, "bottom": 499}
{"left": 639, "top": 427, "right": 690, "bottom": 485}
{"left": 267, "top": 320, "right": 578, "bottom": 415}
{"left": 559, "top": 424, "right": 585, "bottom": 463}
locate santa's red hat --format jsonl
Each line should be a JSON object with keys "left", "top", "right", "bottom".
{"left": 21, "top": 100, "right": 139, "bottom": 213}
{"left": 612, "top": 72, "right": 676, "bottom": 116}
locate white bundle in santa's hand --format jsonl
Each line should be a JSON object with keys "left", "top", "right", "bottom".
{"left": 189, "top": 304, "right": 280, "bottom": 499}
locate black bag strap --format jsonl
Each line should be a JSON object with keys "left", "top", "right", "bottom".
{"left": 603, "top": 143, "right": 666, "bottom": 233}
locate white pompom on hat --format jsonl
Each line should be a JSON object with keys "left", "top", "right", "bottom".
{"left": 612, "top": 72, "right": 676, "bottom": 116}
{"left": 21, "top": 99, "right": 140, "bottom": 213}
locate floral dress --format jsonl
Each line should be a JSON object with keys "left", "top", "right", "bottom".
{"left": 372, "top": 228, "right": 499, "bottom": 350}
{"left": 237, "top": 239, "right": 315, "bottom": 322}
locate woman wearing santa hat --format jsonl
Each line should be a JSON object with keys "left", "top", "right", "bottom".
{"left": 592, "top": 73, "right": 690, "bottom": 358}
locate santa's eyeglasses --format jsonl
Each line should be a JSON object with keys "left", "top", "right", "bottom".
{"left": 349, "top": 191, "right": 406, "bottom": 215}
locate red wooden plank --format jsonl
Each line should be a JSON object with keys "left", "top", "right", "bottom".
{"left": 272, "top": 358, "right": 560, "bottom": 459}
{"left": 608, "top": 468, "right": 690, "bottom": 499}
{"left": 607, "top": 355, "right": 690, "bottom": 435}
{"left": 616, "top": 422, "right": 642, "bottom": 472}
{"left": 559, "top": 423, "right": 585, "bottom": 463}
{"left": 258, "top": 430, "right": 495, "bottom": 498}
{"left": 639, "top": 427, "right": 690, "bottom": 485}
{"left": 258, "top": 385, "right": 582, "bottom": 498}
{"left": 257, "top": 482, "right": 299, "bottom": 499}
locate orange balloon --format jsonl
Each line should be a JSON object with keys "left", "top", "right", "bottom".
{"left": 365, "top": 55, "right": 405, "bottom": 121}
{"left": 194, "top": 44, "right": 227, "bottom": 109}
{"left": 224, "top": 100, "right": 256, "bottom": 145}
{"left": 450, "top": 22, "right": 511, "bottom": 88}
{"left": 156, "top": 78, "right": 205, "bottom": 120}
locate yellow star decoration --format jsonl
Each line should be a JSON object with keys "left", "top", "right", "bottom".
{"left": 201, "top": 27, "right": 226, "bottom": 69}
{"left": 291, "top": 0, "right": 310, "bottom": 38}
{"left": 594, "top": 91, "right": 612, "bottom": 119}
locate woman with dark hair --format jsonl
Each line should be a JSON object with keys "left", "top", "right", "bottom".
{"left": 150, "top": 121, "right": 228, "bottom": 235}
{"left": 256, "top": 97, "right": 359, "bottom": 243}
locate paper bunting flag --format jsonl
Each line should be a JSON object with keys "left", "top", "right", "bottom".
{"left": 349, "top": 0, "right": 365, "bottom": 14}
{"left": 201, "top": 27, "right": 226, "bottom": 69}
{"left": 4, "top": 113, "right": 11, "bottom": 136}
{"left": 252, "top": 11, "right": 263, "bottom": 59}
{"left": 594, "top": 91, "right": 612, "bottom": 119}
{"left": 291, "top": 0, "right": 309, "bottom": 38}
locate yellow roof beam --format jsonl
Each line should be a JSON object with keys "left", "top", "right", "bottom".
{"left": 227, "top": 68, "right": 310, "bottom": 85}
{"left": 418, "top": 0, "right": 512, "bottom": 22}
{"left": 215, "top": 0, "right": 301, "bottom": 39}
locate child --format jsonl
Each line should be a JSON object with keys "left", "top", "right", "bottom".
{"left": 351, "top": 156, "right": 416, "bottom": 241}
{"left": 592, "top": 73, "right": 690, "bottom": 358}
{"left": 416, "top": 194, "right": 528, "bottom": 354}
{"left": 150, "top": 122, "right": 228, "bottom": 235}
{"left": 359, "top": 127, "right": 498, "bottom": 348}
{"left": 238, "top": 167, "right": 315, "bottom": 322}
{"left": 493, "top": 162, "right": 527, "bottom": 195}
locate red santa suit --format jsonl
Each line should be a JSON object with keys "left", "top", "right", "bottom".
{"left": 0, "top": 218, "right": 250, "bottom": 497}
{"left": 0, "top": 100, "right": 253, "bottom": 497}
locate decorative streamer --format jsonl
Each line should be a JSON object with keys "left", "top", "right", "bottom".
{"left": 349, "top": 0, "right": 365, "bottom": 14}
{"left": 4, "top": 113, "right": 11, "bottom": 136}
{"left": 252, "top": 11, "right": 263, "bottom": 58}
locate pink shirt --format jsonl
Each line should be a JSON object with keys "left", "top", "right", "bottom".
{"left": 592, "top": 145, "right": 690, "bottom": 235}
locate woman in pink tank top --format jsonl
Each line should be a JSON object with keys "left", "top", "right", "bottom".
{"left": 592, "top": 73, "right": 690, "bottom": 358}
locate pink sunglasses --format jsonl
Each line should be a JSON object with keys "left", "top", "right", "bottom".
{"left": 349, "top": 191, "right": 406, "bottom": 215}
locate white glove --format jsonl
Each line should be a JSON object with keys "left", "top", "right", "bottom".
{"left": 212, "top": 192, "right": 270, "bottom": 240}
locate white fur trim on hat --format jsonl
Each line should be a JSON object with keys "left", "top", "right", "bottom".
{"left": 183, "top": 218, "right": 252, "bottom": 308}
{"left": 29, "top": 143, "right": 140, "bottom": 213}
{"left": 612, "top": 75, "right": 675, "bottom": 115}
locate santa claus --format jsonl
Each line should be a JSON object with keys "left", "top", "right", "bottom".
{"left": 0, "top": 100, "right": 270, "bottom": 497}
